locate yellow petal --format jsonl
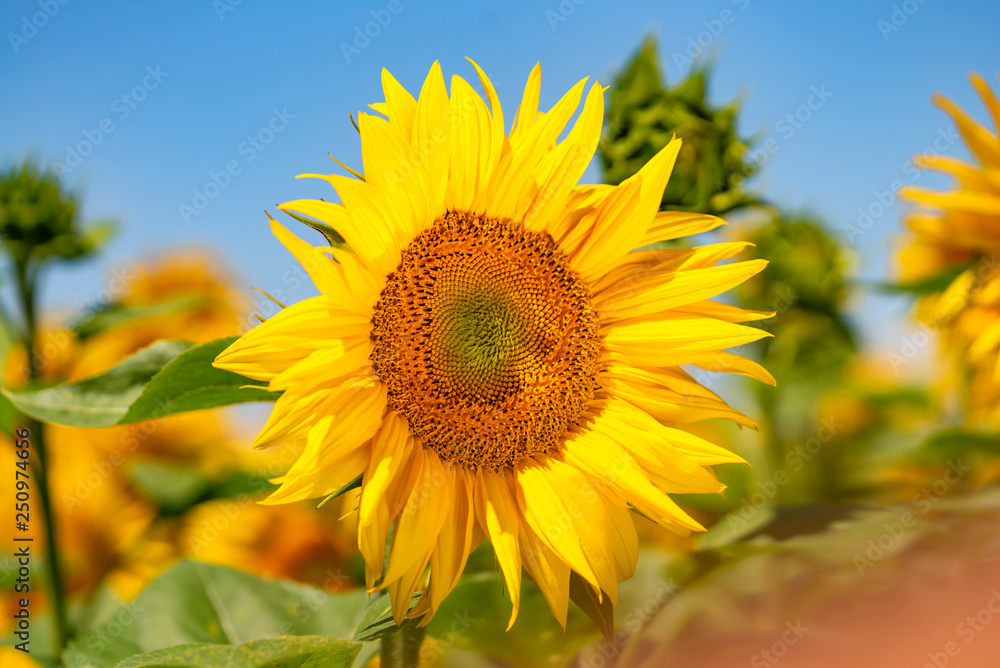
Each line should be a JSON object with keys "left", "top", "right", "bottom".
{"left": 547, "top": 184, "right": 615, "bottom": 255}
{"left": 522, "top": 81, "right": 604, "bottom": 234}
{"left": 631, "top": 137, "right": 683, "bottom": 225}
{"left": 357, "top": 112, "right": 429, "bottom": 239}
{"left": 358, "top": 412, "right": 417, "bottom": 589}
{"left": 485, "top": 77, "right": 589, "bottom": 220}
{"left": 465, "top": 57, "right": 506, "bottom": 214}
{"left": 518, "top": 515, "right": 570, "bottom": 629}
{"left": 279, "top": 198, "right": 399, "bottom": 278}
{"left": 593, "top": 242, "right": 756, "bottom": 296}
{"left": 603, "top": 317, "right": 772, "bottom": 365}
{"left": 262, "top": 398, "right": 378, "bottom": 505}
{"left": 412, "top": 61, "right": 451, "bottom": 219}
{"left": 474, "top": 467, "right": 522, "bottom": 629}
{"left": 900, "top": 186, "right": 1000, "bottom": 217}
{"left": 570, "top": 139, "right": 684, "bottom": 278}
{"left": 669, "top": 300, "right": 774, "bottom": 324}
{"left": 447, "top": 75, "right": 492, "bottom": 213}
{"left": 600, "top": 492, "right": 637, "bottom": 582}
{"left": 262, "top": 378, "right": 384, "bottom": 470}
{"left": 384, "top": 448, "right": 452, "bottom": 585}
{"left": 428, "top": 467, "right": 476, "bottom": 613}
{"left": 933, "top": 93, "right": 1000, "bottom": 167}
{"left": 911, "top": 154, "right": 1000, "bottom": 191}
{"left": 388, "top": 550, "right": 431, "bottom": 626}
{"left": 597, "top": 260, "right": 769, "bottom": 323}
{"left": 269, "top": 218, "right": 375, "bottom": 312}
{"left": 606, "top": 374, "right": 758, "bottom": 430}
{"left": 640, "top": 211, "right": 727, "bottom": 246}
{"left": 214, "top": 297, "right": 361, "bottom": 382}
{"left": 510, "top": 63, "right": 541, "bottom": 145}
{"left": 681, "top": 350, "right": 778, "bottom": 385}
{"left": 570, "top": 176, "right": 644, "bottom": 282}
{"left": 971, "top": 72, "right": 1000, "bottom": 134}
{"left": 514, "top": 457, "right": 617, "bottom": 601}
{"left": 561, "top": 429, "right": 705, "bottom": 533}
{"left": 586, "top": 398, "right": 728, "bottom": 496}
{"left": 373, "top": 68, "right": 417, "bottom": 137}
{"left": 268, "top": 337, "right": 372, "bottom": 393}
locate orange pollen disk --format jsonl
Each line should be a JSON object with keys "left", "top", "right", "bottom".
{"left": 370, "top": 212, "right": 601, "bottom": 470}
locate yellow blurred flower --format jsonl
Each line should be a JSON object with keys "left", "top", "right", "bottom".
{"left": 69, "top": 249, "right": 248, "bottom": 380}
{"left": 180, "top": 498, "right": 358, "bottom": 588}
{"left": 3, "top": 327, "right": 79, "bottom": 386}
{"left": 898, "top": 72, "right": 1000, "bottom": 424}
{"left": 103, "top": 492, "right": 362, "bottom": 600}
{"left": 0, "top": 647, "right": 47, "bottom": 668}
{"left": 1, "top": 250, "right": 251, "bottom": 615}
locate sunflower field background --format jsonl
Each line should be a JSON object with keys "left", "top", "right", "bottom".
{"left": 2, "top": 2, "right": 1000, "bottom": 667}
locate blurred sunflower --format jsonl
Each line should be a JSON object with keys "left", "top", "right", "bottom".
{"left": 0, "top": 252, "right": 253, "bottom": 609}
{"left": 898, "top": 73, "right": 1000, "bottom": 422}
{"left": 216, "top": 61, "right": 773, "bottom": 628}
{"left": 0, "top": 646, "right": 46, "bottom": 668}
{"left": 106, "top": 496, "right": 360, "bottom": 599}
{"left": 69, "top": 250, "right": 248, "bottom": 380}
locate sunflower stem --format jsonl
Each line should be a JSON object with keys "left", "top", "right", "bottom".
{"left": 14, "top": 257, "right": 70, "bottom": 654}
{"left": 380, "top": 619, "right": 425, "bottom": 668}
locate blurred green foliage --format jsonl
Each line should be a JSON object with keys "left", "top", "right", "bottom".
{"left": 0, "top": 160, "right": 113, "bottom": 267}
{"left": 737, "top": 211, "right": 856, "bottom": 382}
{"left": 600, "top": 36, "right": 761, "bottom": 216}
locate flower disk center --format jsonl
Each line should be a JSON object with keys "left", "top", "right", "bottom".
{"left": 371, "top": 212, "right": 601, "bottom": 469}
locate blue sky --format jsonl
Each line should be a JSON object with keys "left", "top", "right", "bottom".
{"left": 2, "top": 0, "right": 998, "bottom": 350}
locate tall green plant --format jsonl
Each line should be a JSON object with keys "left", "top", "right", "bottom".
{"left": 0, "top": 159, "right": 113, "bottom": 653}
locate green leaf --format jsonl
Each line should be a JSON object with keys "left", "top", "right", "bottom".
{"left": 119, "top": 337, "right": 279, "bottom": 423}
{"left": 113, "top": 636, "right": 361, "bottom": 668}
{"left": 318, "top": 474, "right": 363, "bottom": 508}
{"left": 127, "top": 463, "right": 278, "bottom": 517}
{"left": 73, "top": 296, "right": 206, "bottom": 339}
{"left": 127, "top": 460, "right": 217, "bottom": 515}
{"left": 425, "top": 572, "right": 600, "bottom": 668}
{"left": 352, "top": 593, "right": 419, "bottom": 642}
{"left": 0, "top": 312, "right": 20, "bottom": 431}
{"left": 4, "top": 340, "right": 188, "bottom": 426}
{"left": 281, "top": 209, "right": 349, "bottom": 249}
{"left": 568, "top": 571, "right": 613, "bottom": 639}
{"left": 3, "top": 337, "right": 280, "bottom": 427}
{"left": 210, "top": 469, "right": 279, "bottom": 500}
{"left": 73, "top": 585, "right": 130, "bottom": 636}
{"left": 79, "top": 219, "right": 118, "bottom": 255}
{"left": 0, "top": 389, "right": 19, "bottom": 433}
{"left": 917, "top": 427, "right": 1000, "bottom": 459}
{"left": 702, "top": 504, "right": 864, "bottom": 548}
{"left": 351, "top": 570, "right": 603, "bottom": 666}
{"left": 64, "top": 561, "right": 369, "bottom": 668}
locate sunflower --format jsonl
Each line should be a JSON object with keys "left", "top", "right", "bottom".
{"left": 898, "top": 73, "right": 1000, "bottom": 423}
{"left": 215, "top": 60, "right": 773, "bottom": 628}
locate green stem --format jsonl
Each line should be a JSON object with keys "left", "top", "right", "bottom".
{"left": 30, "top": 424, "right": 68, "bottom": 652}
{"left": 15, "top": 258, "right": 69, "bottom": 653}
{"left": 380, "top": 620, "right": 426, "bottom": 668}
